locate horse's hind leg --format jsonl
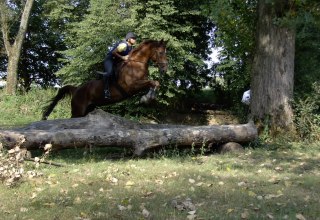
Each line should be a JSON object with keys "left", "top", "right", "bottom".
{"left": 71, "top": 99, "right": 88, "bottom": 118}
{"left": 85, "top": 104, "right": 96, "bottom": 115}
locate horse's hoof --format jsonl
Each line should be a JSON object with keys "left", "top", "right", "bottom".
{"left": 140, "top": 96, "right": 150, "bottom": 104}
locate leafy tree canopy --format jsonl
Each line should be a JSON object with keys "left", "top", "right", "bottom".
{"left": 49, "top": 0, "right": 214, "bottom": 109}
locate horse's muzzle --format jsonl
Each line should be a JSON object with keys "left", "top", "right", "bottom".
{"left": 159, "top": 62, "right": 168, "bottom": 74}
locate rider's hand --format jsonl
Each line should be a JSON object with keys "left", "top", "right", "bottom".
{"left": 122, "top": 55, "right": 129, "bottom": 61}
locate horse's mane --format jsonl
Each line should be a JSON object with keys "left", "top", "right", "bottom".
{"left": 130, "top": 40, "right": 160, "bottom": 56}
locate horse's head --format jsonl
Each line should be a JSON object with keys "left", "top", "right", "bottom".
{"left": 150, "top": 39, "right": 168, "bottom": 74}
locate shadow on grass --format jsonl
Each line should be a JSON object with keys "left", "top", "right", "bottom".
{"left": 30, "top": 147, "right": 136, "bottom": 164}
{"left": 28, "top": 142, "right": 227, "bottom": 168}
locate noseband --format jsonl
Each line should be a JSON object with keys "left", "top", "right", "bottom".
{"left": 152, "top": 49, "right": 168, "bottom": 70}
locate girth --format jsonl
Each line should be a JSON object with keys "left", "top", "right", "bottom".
{"left": 114, "top": 82, "right": 130, "bottom": 99}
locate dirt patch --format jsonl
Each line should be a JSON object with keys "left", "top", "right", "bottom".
{"left": 159, "top": 110, "right": 239, "bottom": 126}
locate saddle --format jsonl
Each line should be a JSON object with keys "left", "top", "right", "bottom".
{"left": 95, "top": 62, "right": 125, "bottom": 81}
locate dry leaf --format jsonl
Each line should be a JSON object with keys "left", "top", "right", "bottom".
{"left": 296, "top": 213, "right": 306, "bottom": 220}
{"left": 118, "top": 205, "right": 127, "bottom": 211}
{"left": 227, "top": 208, "right": 234, "bottom": 213}
{"left": 125, "top": 181, "right": 135, "bottom": 186}
{"left": 256, "top": 195, "right": 263, "bottom": 200}
{"left": 155, "top": 179, "right": 163, "bottom": 185}
{"left": 268, "top": 177, "right": 280, "bottom": 184}
{"left": 266, "top": 213, "right": 274, "bottom": 219}
{"left": 189, "top": 178, "right": 196, "bottom": 184}
{"left": 275, "top": 166, "right": 283, "bottom": 171}
{"left": 196, "top": 182, "right": 204, "bottom": 186}
{"left": 110, "top": 177, "right": 118, "bottom": 184}
{"left": 238, "top": 182, "right": 246, "bottom": 186}
{"left": 30, "top": 192, "right": 37, "bottom": 199}
{"left": 142, "top": 208, "right": 150, "bottom": 218}
{"left": 248, "top": 191, "right": 256, "bottom": 197}
{"left": 73, "top": 197, "right": 82, "bottom": 204}
{"left": 187, "top": 214, "right": 197, "bottom": 220}
{"left": 241, "top": 210, "right": 249, "bottom": 219}
{"left": 44, "top": 144, "right": 52, "bottom": 151}
{"left": 20, "top": 207, "right": 28, "bottom": 212}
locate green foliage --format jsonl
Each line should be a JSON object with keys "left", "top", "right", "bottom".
{"left": 294, "top": 82, "right": 320, "bottom": 142}
{"left": 205, "top": 0, "right": 256, "bottom": 103}
{"left": 294, "top": 4, "right": 320, "bottom": 95}
{"left": 48, "top": 0, "right": 212, "bottom": 98}
{"left": 291, "top": 1, "right": 320, "bottom": 141}
{"left": 47, "top": 0, "right": 214, "bottom": 115}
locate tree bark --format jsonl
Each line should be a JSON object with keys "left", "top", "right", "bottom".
{"left": 0, "top": 109, "right": 258, "bottom": 156}
{"left": 0, "top": 0, "right": 35, "bottom": 94}
{"left": 251, "top": 0, "right": 295, "bottom": 132}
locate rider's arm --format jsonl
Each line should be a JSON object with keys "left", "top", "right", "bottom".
{"left": 112, "top": 43, "right": 128, "bottom": 61}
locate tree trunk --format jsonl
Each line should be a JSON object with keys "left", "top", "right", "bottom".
{"left": 0, "top": 109, "right": 258, "bottom": 156}
{"left": 0, "top": 0, "right": 35, "bottom": 94}
{"left": 251, "top": 0, "right": 295, "bottom": 132}
{"left": 6, "top": 53, "right": 20, "bottom": 94}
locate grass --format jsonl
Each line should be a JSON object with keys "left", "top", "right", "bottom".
{"left": 0, "top": 89, "right": 320, "bottom": 219}
{"left": 0, "top": 143, "right": 320, "bottom": 220}
{"left": 0, "top": 88, "right": 71, "bottom": 128}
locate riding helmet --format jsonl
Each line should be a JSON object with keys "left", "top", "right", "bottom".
{"left": 125, "top": 32, "right": 136, "bottom": 40}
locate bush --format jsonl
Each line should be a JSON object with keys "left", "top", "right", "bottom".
{"left": 294, "top": 82, "right": 320, "bottom": 141}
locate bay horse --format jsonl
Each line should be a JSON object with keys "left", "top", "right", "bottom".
{"left": 42, "top": 39, "right": 168, "bottom": 120}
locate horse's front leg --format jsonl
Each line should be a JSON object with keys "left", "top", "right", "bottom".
{"left": 133, "top": 80, "right": 159, "bottom": 104}
{"left": 140, "top": 87, "right": 157, "bottom": 104}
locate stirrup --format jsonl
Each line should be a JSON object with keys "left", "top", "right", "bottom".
{"left": 104, "top": 90, "right": 111, "bottom": 99}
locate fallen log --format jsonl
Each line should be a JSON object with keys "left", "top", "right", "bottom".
{"left": 0, "top": 109, "right": 257, "bottom": 155}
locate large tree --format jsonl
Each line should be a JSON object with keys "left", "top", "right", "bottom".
{"left": 250, "top": 0, "right": 296, "bottom": 132}
{"left": 0, "top": 0, "right": 34, "bottom": 94}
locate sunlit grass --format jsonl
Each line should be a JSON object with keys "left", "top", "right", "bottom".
{"left": 0, "top": 88, "right": 71, "bottom": 128}
{"left": 0, "top": 143, "right": 319, "bottom": 220}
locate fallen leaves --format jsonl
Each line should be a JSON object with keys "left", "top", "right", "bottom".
{"left": 125, "top": 180, "right": 135, "bottom": 187}
{"left": 241, "top": 209, "right": 250, "bottom": 219}
{"left": 171, "top": 197, "right": 197, "bottom": 220}
{"left": 296, "top": 213, "right": 306, "bottom": 220}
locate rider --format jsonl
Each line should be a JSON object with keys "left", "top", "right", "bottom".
{"left": 103, "top": 32, "right": 137, "bottom": 98}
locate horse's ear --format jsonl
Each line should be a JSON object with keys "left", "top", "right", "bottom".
{"left": 160, "top": 39, "right": 169, "bottom": 46}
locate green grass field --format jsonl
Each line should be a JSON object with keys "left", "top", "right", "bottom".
{"left": 0, "top": 89, "right": 319, "bottom": 219}
{"left": 1, "top": 145, "right": 319, "bottom": 220}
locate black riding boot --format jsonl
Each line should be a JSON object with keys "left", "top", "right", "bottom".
{"left": 103, "top": 73, "right": 111, "bottom": 99}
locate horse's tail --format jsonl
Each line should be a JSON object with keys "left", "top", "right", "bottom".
{"left": 42, "top": 85, "right": 77, "bottom": 120}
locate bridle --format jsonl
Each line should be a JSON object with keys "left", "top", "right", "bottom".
{"left": 152, "top": 48, "right": 168, "bottom": 71}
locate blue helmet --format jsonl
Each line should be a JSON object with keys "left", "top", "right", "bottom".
{"left": 125, "top": 32, "right": 136, "bottom": 40}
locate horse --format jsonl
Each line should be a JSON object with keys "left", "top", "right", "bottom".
{"left": 42, "top": 39, "right": 168, "bottom": 120}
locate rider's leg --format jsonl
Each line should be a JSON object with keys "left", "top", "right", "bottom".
{"left": 103, "top": 56, "right": 114, "bottom": 98}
